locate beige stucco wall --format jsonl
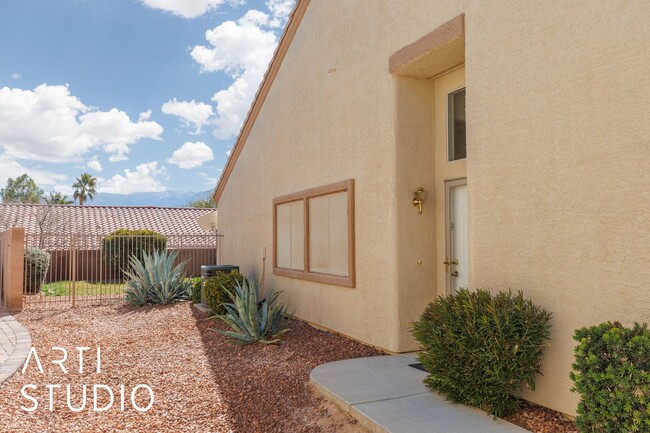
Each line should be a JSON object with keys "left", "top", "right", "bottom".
{"left": 218, "top": 0, "right": 467, "bottom": 351}
{"left": 217, "top": 0, "right": 650, "bottom": 417}
{"left": 465, "top": 0, "right": 650, "bottom": 416}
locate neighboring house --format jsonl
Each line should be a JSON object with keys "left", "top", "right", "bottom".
{"left": 0, "top": 203, "right": 218, "bottom": 282}
{"left": 0, "top": 203, "right": 214, "bottom": 243}
{"left": 212, "top": 0, "right": 650, "bottom": 416}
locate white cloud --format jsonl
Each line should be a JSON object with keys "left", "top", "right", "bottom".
{"left": 0, "top": 153, "right": 67, "bottom": 189}
{"left": 100, "top": 161, "right": 167, "bottom": 194}
{"left": 11, "top": 73, "right": 21, "bottom": 80}
{"left": 139, "top": 109, "right": 153, "bottom": 121}
{"left": 238, "top": 9, "right": 270, "bottom": 27}
{"left": 168, "top": 141, "right": 214, "bottom": 169}
{"left": 265, "top": 0, "right": 295, "bottom": 27}
{"left": 78, "top": 108, "right": 163, "bottom": 162}
{"left": 191, "top": 7, "right": 288, "bottom": 140}
{"left": 161, "top": 99, "right": 214, "bottom": 134}
{"left": 0, "top": 84, "right": 163, "bottom": 163}
{"left": 138, "top": 0, "right": 243, "bottom": 19}
{"left": 198, "top": 171, "right": 219, "bottom": 186}
{"left": 191, "top": 11, "right": 277, "bottom": 75}
{"left": 87, "top": 155, "right": 103, "bottom": 172}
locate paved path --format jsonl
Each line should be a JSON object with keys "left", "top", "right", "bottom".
{"left": 0, "top": 312, "right": 31, "bottom": 386}
{"left": 311, "top": 355, "right": 529, "bottom": 433}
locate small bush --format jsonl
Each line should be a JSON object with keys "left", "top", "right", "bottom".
{"left": 412, "top": 288, "right": 552, "bottom": 417}
{"left": 24, "top": 247, "right": 51, "bottom": 294}
{"left": 211, "top": 277, "right": 290, "bottom": 345}
{"left": 204, "top": 273, "right": 245, "bottom": 315}
{"left": 102, "top": 229, "right": 167, "bottom": 277}
{"left": 124, "top": 250, "right": 190, "bottom": 305}
{"left": 187, "top": 277, "right": 202, "bottom": 304}
{"left": 571, "top": 322, "right": 650, "bottom": 433}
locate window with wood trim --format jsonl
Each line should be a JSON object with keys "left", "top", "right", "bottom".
{"left": 273, "top": 179, "right": 355, "bottom": 287}
{"left": 448, "top": 87, "right": 466, "bottom": 161}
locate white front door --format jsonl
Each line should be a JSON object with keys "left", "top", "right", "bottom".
{"left": 446, "top": 179, "right": 468, "bottom": 293}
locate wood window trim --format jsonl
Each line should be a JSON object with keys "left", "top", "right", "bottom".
{"left": 273, "top": 179, "right": 355, "bottom": 288}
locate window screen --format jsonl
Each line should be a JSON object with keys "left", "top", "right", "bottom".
{"left": 275, "top": 201, "right": 304, "bottom": 270}
{"left": 309, "top": 192, "right": 349, "bottom": 276}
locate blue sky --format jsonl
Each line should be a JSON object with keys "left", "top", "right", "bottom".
{"left": 0, "top": 0, "right": 295, "bottom": 196}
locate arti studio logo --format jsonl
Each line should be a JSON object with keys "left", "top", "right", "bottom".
{"left": 19, "top": 346, "right": 154, "bottom": 413}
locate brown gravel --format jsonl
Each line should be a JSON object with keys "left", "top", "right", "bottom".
{"left": 505, "top": 401, "right": 579, "bottom": 433}
{"left": 0, "top": 302, "right": 382, "bottom": 433}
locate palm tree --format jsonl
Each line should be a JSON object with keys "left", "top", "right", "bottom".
{"left": 72, "top": 173, "right": 97, "bottom": 206}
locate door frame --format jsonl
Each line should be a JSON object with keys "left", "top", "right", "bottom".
{"left": 444, "top": 177, "right": 467, "bottom": 294}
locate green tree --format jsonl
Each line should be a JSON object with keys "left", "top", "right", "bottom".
{"left": 44, "top": 191, "right": 73, "bottom": 205}
{"left": 0, "top": 174, "right": 44, "bottom": 203}
{"left": 188, "top": 195, "right": 217, "bottom": 208}
{"left": 72, "top": 173, "right": 97, "bottom": 206}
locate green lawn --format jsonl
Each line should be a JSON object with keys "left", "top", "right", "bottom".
{"left": 41, "top": 281, "right": 125, "bottom": 297}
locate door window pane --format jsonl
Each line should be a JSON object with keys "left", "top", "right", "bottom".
{"left": 448, "top": 88, "right": 466, "bottom": 161}
{"left": 449, "top": 184, "right": 468, "bottom": 293}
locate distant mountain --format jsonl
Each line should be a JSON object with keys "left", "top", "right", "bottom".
{"left": 89, "top": 190, "right": 213, "bottom": 207}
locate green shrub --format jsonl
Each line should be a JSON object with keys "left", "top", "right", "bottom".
{"left": 411, "top": 288, "right": 552, "bottom": 417}
{"left": 211, "top": 277, "right": 290, "bottom": 345}
{"left": 571, "top": 322, "right": 650, "bottom": 432}
{"left": 204, "top": 273, "right": 245, "bottom": 315}
{"left": 24, "top": 247, "right": 51, "bottom": 294}
{"left": 124, "top": 250, "right": 190, "bottom": 305}
{"left": 101, "top": 229, "right": 167, "bottom": 277}
{"left": 187, "top": 277, "right": 202, "bottom": 304}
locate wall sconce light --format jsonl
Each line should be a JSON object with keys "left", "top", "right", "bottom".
{"left": 412, "top": 188, "right": 426, "bottom": 214}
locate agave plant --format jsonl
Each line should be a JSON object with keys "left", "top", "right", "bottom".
{"left": 124, "top": 250, "right": 190, "bottom": 305}
{"left": 212, "top": 277, "right": 290, "bottom": 345}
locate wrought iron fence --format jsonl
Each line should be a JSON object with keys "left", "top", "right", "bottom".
{"left": 23, "top": 233, "right": 221, "bottom": 306}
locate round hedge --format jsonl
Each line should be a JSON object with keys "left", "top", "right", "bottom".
{"left": 204, "top": 273, "right": 245, "bottom": 315}
{"left": 24, "top": 247, "right": 51, "bottom": 294}
{"left": 101, "top": 229, "right": 167, "bottom": 276}
{"left": 411, "top": 288, "right": 552, "bottom": 417}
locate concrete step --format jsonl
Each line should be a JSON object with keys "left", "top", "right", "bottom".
{"left": 310, "top": 355, "right": 529, "bottom": 433}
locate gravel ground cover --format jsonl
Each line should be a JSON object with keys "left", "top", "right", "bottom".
{"left": 505, "top": 401, "right": 579, "bottom": 433}
{"left": 0, "top": 301, "right": 580, "bottom": 433}
{"left": 0, "top": 302, "right": 381, "bottom": 433}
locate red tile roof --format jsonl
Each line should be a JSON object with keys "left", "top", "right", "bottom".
{"left": 0, "top": 203, "right": 216, "bottom": 237}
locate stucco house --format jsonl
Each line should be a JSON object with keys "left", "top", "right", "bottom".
{"left": 0, "top": 203, "right": 215, "bottom": 243}
{"left": 0, "top": 203, "right": 219, "bottom": 280}
{"left": 211, "top": 0, "right": 650, "bottom": 416}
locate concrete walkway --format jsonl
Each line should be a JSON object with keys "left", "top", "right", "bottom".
{"left": 310, "top": 355, "right": 529, "bottom": 433}
{"left": 0, "top": 312, "right": 31, "bottom": 386}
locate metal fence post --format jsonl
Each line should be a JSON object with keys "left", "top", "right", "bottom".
{"left": 70, "top": 234, "right": 77, "bottom": 308}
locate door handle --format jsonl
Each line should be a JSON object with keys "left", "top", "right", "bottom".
{"left": 451, "top": 271, "right": 459, "bottom": 277}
